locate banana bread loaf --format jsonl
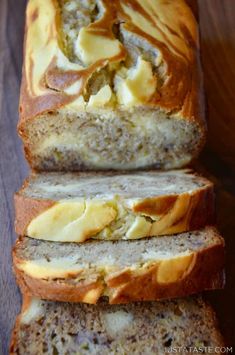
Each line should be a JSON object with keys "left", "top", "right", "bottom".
{"left": 19, "top": 0, "right": 205, "bottom": 171}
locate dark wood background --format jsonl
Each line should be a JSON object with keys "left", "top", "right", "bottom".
{"left": 0, "top": 1, "right": 235, "bottom": 353}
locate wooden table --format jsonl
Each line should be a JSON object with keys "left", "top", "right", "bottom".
{"left": 0, "top": 1, "right": 234, "bottom": 353}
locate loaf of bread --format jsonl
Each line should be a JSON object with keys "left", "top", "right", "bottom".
{"left": 19, "top": 0, "right": 205, "bottom": 171}
{"left": 10, "top": 296, "right": 224, "bottom": 354}
{"left": 15, "top": 170, "right": 215, "bottom": 243}
{"left": 13, "top": 227, "right": 225, "bottom": 304}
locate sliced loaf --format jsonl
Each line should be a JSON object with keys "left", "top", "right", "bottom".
{"left": 10, "top": 296, "right": 224, "bottom": 354}
{"left": 13, "top": 227, "right": 225, "bottom": 304}
{"left": 15, "top": 170, "right": 215, "bottom": 243}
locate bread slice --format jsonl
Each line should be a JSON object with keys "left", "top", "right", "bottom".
{"left": 14, "top": 170, "right": 215, "bottom": 243}
{"left": 19, "top": 0, "right": 205, "bottom": 171}
{"left": 10, "top": 296, "right": 224, "bottom": 354}
{"left": 13, "top": 227, "right": 225, "bottom": 304}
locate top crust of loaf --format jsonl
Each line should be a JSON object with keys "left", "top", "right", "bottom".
{"left": 19, "top": 0, "right": 204, "bottom": 129}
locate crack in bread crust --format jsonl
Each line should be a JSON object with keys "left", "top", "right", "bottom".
{"left": 20, "top": 0, "right": 203, "bottom": 119}
{"left": 18, "top": 0, "right": 206, "bottom": 171}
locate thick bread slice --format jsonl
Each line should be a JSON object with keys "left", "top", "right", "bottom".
{"left": 14, "top": 170, "right": 215, "bottom": 243}
{"left": 13, "top": 227, "right": 225, "bottom": 304}
{"left": 10, "top": 296, "right": 224, "bottom": 354}
{"left": 19, "top": 0, "right": 205, "bottom": 171}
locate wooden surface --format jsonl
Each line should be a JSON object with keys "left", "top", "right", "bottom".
{"left": 0, "top": 0, "right": 235, "bottom": 353}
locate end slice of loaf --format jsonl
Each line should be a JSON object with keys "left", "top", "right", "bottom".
{"left": 13, "top": 227, "right": 225, "bottom": 304}
{"left": 19, "top": 0, "right": 205, "bottom": 171}
{"left": 14, "top": 170, "right": 215, "bottom": 243}
{"left": 10, "top": 296, "right": 224, "bottom": 355}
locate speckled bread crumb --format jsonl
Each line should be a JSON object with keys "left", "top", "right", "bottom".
{"left": 10, "top": 297, "right": 224, "bottom": 355}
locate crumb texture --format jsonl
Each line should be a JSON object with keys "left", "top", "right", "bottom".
{"left": 11, "top": 297, "right": 224, "bottom": 354}
{"left": 15, "top": 227, "right": 221, "bottom": 267}
{"left": 23, "top": 170, "right": 207, "bottom": 200}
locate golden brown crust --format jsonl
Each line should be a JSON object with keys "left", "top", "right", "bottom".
{"left": 14, "top": 176, "right": 215, "bottom": 238}
{"left": 13, "top": 240, "right": 225, "bottom": 304}
{"left": 10, "top": 315, "right": 20, "bottom": 355}
{"left": 14, "top": 268, "right": 104, "bottom": 304}
{"left": 108, "top": 243, "right": 224, "bottom": 304}
{"left": 10, "top": 295, "right": 37, "bottom": 355}
{"left": 14, "top": 193, "right": 55, "bottom": 237}
{"left": 132, "top": 184, "right": 215, "bottom": 233}
{"left": 18, "top": 0, "right": 205, "bottom": 127}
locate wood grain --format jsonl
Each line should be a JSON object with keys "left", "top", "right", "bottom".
{"left": 0, "top": 0, "right": 234, "bottom": 353}
{"left": 0, "top": 1, "right": 28, "bottom": 354}
{"left": 197, "top": 2, "right": 235, "bottom": 346}
{"left": 199, "top": 0, "right": 235, "bottom": 171}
